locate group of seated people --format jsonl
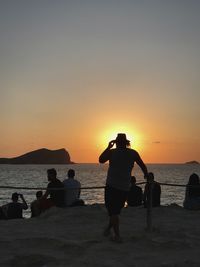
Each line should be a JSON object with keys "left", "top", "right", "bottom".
{"left": 127, "top": 172, "right": 161, "bottom": 208}
{"left": 0, "top": 168, "right": 84, "bottom": 220}
{"left": 127, "top": 172, "right": 200, "bottom": 210}
{"left": 0, "top": 170, "right": 199, "bottom": 220}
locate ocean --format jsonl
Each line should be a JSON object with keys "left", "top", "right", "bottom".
{"left": 0, "top": 163, "right": 200, "bottom": 217}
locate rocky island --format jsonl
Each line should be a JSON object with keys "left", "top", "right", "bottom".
{"left": 0, "top": 148, "right": 73, "bottom": 164}
{"left": 185, "top": 160, "right": 199, "bottom": 165}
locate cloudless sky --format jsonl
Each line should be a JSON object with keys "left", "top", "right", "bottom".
{"left": 0, "top": 0, "right": 200, "bottom": 163}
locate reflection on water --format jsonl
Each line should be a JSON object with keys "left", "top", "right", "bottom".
{"left": 0, "top": 163, "right": 199, "bottom": 217}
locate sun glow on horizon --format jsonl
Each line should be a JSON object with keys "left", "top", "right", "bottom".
{"left": 98, "top": 124, "right": 144, "bottom": 152}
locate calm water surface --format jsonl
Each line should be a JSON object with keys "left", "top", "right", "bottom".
{"left": 0, "top": 163, "right": 200, "bottom": 217}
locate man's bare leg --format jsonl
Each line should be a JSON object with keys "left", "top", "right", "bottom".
{"left": 103, "top": 217, "right": 113, "bottom": 236}
{"left": 111, "top": 215, "right": 120, "bottom": 238}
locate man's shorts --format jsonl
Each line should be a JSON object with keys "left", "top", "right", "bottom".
{"left": 105, "top": 185, "right": 128, "bottom": 216}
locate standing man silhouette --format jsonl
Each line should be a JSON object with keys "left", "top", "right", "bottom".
{"left": 99, "top": 133, "right": 148, "bottom": 242}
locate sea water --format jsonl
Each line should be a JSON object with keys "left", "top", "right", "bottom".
{"left": 0, "top": 163, "right": 200, "bottom": 217}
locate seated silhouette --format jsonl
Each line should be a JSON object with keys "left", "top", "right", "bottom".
{"left": 42, "top": 168, "right": 65, "bottom": 211}
{"left": 2, "top": 192, "right": 28, "bottom": 219}
{"left": 63, "top": 169, "right": 84, "bottom": 207}
{"left": 143, "top": 172, "right": 161, "bottom": 207}
{"left": 0, "top": 206, "right": 6, "bottom": 220}
{"left": 31, "top": 190, "right": 43, "bottom": 217}
{"left": 183, "top": 173, "right": 200, "bottom": 210}
{"left": 127, "top": 176, "right": 143, "bottom": 206}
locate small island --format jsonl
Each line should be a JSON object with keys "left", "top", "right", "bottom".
{"left": 185, "top": 160, "right": 199, "bottom": 165}
{"left": 0, "top": 148, "right": 74, "bottom": 164}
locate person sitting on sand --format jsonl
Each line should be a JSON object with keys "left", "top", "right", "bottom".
{"left": 0, "top": 206, "right": 6, "bottom": 220}
{"left": 63, "top": 169, "right": 84, "bottom": 207}
{"left": 99, "top": 133, "right": 148, "bottom": 242}
{"left": 30, "top": 190, "right": 43, "bottom": 217}
{"left": 127, "top": 176, "right": 143, "bottom": 207}
{"left": 183, "top": 173, "right": 200, "bottom": 210}
{"left": 42, "top": 168, "right": 65, "bottom": 210}
{"left": 143, "top": 172, "right": 161, "bottom": 208}
{"left": 2, "top": 192, "right": 28, "bottom": 219}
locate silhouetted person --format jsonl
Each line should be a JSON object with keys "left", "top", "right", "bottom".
{"left": 63, "top": 169, "right": 84, "bottom": 207}
{"left": 127, "top": 176, "right": 143, "bottom": 207}
{"left": 42, "top": 168, "right": 65, "bottom": 210}
{"left": 143, "top": 172, "right": 161, "bottom": 207}
{"left": 0, "top": 206, "right": 6, "bottom": 220}
{"left": 31, "top": 190, "right": 43, "bottom": 217}
{"left": 183, "top": 173, "right": 200, "bottom": 210}
{"left": 99, "top": 133, "right": 148, "bottom": 242}
{"left": 2, "top": 192, "right": 28, "bottom": 219}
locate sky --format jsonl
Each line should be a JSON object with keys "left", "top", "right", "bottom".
{"left": 0, "top": 0, "right": 200, "bottom": 163}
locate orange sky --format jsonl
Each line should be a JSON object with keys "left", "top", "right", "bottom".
{"left": 1, "top": 115, "right": 199, "bottom": 163}
{"left": 1, "top": 1, "right": 200, "bottom": 163}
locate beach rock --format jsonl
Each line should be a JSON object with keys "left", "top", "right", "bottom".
{"left": 0, "top": 148, "right": 73, "bottom": 164}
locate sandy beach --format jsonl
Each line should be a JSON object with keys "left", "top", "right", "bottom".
{"left": 0, "top": 204, "right": 200, "bottom": 267}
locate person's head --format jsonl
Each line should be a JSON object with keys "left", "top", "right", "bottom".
{"left": 36, "top": 190, "right": 43, "bottom": 199}
{"left": 47, "top": 168, "right": 57, "bottom": 181}
{"left": 148, "top": 172, "right": 154, "bottom": 182}
{"left": 68, "top": 169, "right": 75, "bottom": 178}
{"left": 188, "top": 173, "right": 199, "bottom": 185}
{"left": 115, "top": 133, "right": 130, "bottom": 148}
{"left": 12, "top": 192, "right": 19, "bottom": 202}
{"left": 131, "top": 176, "right": 136, "bottom": 185}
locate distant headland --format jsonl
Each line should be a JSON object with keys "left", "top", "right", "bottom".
{"left": 185, "top": 160, "right": 199, "bottom": 165}
{"left": 0, "top": 148, "right": 74, "bottom": 164}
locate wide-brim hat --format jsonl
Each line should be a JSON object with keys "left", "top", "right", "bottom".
{"left": 115, "top": 133, "right": 130, "bottom": 143}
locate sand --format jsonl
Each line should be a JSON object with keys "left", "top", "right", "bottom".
{"left": 0, "top": 204, "right": 200, "bottom": 267}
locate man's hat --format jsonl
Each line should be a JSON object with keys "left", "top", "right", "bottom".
{"left": 115, "top": 133, "right": 130, "bottom": 143}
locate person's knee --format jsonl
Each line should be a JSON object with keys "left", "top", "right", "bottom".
{"left": 111, "top": 214, "right": 119, "bottom": 223}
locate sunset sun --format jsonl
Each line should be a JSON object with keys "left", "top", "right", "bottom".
{"left": 98, "top": 124, "right": 144, "bottom": 152}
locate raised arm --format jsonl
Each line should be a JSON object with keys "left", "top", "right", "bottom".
{"left": 19, "top": 194, "right": 28, "bottom": 210}
{"left": 99, "top": 140, "right": 115, "bottom": 163}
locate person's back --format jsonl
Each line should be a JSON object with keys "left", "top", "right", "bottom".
{"left": 188, "top": 186, "right": 200, "bottom": 199}
{"left": 63, "top": 178, "right": 81, "bottom": 206}
{"left": 42, "top": 168, "right": 65, "bottom": 210}
{"left": 144, "top": 173, "right": 161, "bottom": 207}
{"left": 63, "top": 169, "right": 82, "bottom": 207}
{"left": 3, "top": 193, "right": 28, "bottom": 219}
{"left": 48, "top": 178, "right": 65, "bottom": 207}
{"left": 184, "top": 173, "right": 200, "bottom": 210}
{"left": 127, "top": 176, "right": 143, "bottom": 207}
{"left": 187, "top": 174, "right": 200, "bottom": 199}
{"left": 107, "top": 148, "right": 145, "bottom": 191}
{"left": 0, "top": 206, "right": 6, "bottom": 220}
{"left": 6, "top": 202, "right": 23, "bottom": 219}
{"left": 31, "top": 191, "right": 43, "bottom": 217}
